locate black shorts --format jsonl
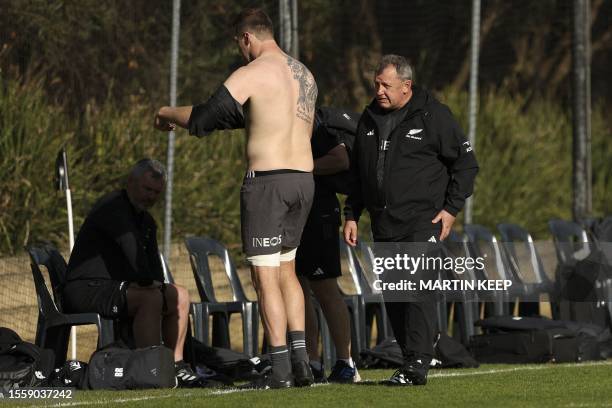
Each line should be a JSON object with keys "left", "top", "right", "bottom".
{"left": 296, "top": 194, "right": 341, "bottom": 281}
{"left": 240, "top": 170, "right": 314, "bottom": 256}
{"left": 62, "top": 279, "right": 128, "bottom": 319}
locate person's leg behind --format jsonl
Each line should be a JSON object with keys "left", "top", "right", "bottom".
{"left": 310, "top": 277, "right": 359, "bottom": 383}
{"left": 297, "top": 277, "right": 321, "bottom": 366}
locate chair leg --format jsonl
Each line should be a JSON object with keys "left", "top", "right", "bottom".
{"left": 317, "top": 306, "right": 335, "bottom": 370}
{"left": 43, "top": 325, "right": 70, "bottom": 368}
{"left": 211, "top": 313, "right": 230, "bottom": 349}
{"left": 377, "top": 302, "right": 392, "bottom": 342}
{"left": 241, "top": 303, "right": 254, "bottom": 357}
{"left": 348, "top": 303, "right": 363, "bottom": 362}
{"left": 191, "top": 303, "right": 208, "bottom": 345}
{"left": 436, "top": 300, "right": 448, "bottom": 335}
{"left": 97, "top": 318, "right": 116, "bottom": 348}
{"left": 364, "top": 304, "right": 375, "bottom": 348}
{"left": 251, "top": 302, "right": 260, "bottom": 357}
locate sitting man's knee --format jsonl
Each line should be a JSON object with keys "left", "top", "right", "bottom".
{"left": 174, "top": 284, "right": 190, "bottom": 312}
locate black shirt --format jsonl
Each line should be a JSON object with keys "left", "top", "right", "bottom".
{"left": 310, "top": 108, "right": 360, "bottom": 221}
{"left": 65, "top": 190, "right": 164, "bottom": 283}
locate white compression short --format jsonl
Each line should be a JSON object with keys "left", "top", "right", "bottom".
{"left": 247, "top": 247, "right": 297, "bottom": 267}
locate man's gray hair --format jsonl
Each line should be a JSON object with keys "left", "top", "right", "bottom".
{"left": 129, "top": 158, "right": 167, "bottom": 182}
{"left": 376, "top": 54, "right": 413, "bottom": 81}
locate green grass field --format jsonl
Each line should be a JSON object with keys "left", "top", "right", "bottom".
{"left": 5, "top": 361, "right": 612, "bottom": 407}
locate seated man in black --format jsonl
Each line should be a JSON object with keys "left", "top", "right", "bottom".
{"left": 62, "top": 158, "right": 197, "bottom": 387}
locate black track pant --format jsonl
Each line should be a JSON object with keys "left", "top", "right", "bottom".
{"left": 380, "top": 226, "right": 441, "bottom": 361}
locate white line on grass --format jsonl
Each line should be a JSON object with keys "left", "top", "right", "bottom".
{"left": 210, "top": 388, "right": 257, "bottom": 395}
{"left": 210, "top": 382, "right": 329, "bottom": 396}
{"left": 426, "top": 360, "right": 612, "bottom": 380}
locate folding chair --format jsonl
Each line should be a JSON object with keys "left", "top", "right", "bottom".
{"left": 439, "top": 230, "right": 478, "bottom": 345}
{"left": 306, "top": 294, "right": 335, "bottom": 371}
{"left": 27, "top": 245, "right": 115, "bottom": 367}
{"left": 184, "top": 236, "right": 258, "bottom": 357}
{"left": 548, "top": 219, "right": 591, "bottom": 265}
{"left": 463, "top": 224, "right": 513, "bottom": 317}
{"left": 498, "top": 223, "right": 557, "bottom": 316}
{"left": 304, "top": 241, "right": 363, "bottom": 367}
{"left": 548, "top": 219, "right": 612, "bottom": 325}
{"left": 341, "top": 240, "right": 392, "bottom": 352}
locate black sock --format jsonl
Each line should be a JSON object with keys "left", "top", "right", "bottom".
{"left": 269, "top": 345, "right": 291, "bottom": 380}
{"left": 288, "top": 331, "right": 309, "bottom": 364}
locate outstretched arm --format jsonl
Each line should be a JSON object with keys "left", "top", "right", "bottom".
{"left": 154, "top": 106, "right": 193, "bottom": 131}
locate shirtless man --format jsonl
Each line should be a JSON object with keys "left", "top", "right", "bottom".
{"left": 153, "top": 8, "right": 317, "bottom": 389}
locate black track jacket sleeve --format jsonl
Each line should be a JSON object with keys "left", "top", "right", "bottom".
{"left": 188, "top": 85, "right": 245, "bottom": 137}
{"left": 344, "top": 121, "right": 365, "bottom": 223}
{"left": 437, "top": 105, "right": 479, "bottom": 216}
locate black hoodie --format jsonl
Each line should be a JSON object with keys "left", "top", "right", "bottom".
{"left": 344, "top": 86, "right": 479, "bottom": 240}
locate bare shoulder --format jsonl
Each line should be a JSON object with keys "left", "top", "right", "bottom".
{"left": 224, "top": 60, "right": 280, "bottom": 104}
{"left": 285, "top": 56, "right": 318, "bottom": 123}
{"left": 223, "top": 66, "right": 255, "bottom": 105}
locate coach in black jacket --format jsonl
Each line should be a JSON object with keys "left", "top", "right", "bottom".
{"left": 343, "top": 55, "right": 478, "bottom": 386}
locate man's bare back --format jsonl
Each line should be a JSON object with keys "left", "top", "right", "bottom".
{"left": 225, "top": 51, "right": 317, "bottom": 172}
{"left": 154, "top": 48, "right": 317, "bottom": 172}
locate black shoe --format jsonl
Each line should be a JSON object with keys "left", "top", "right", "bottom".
{"left": 249, "top": 356, "right": 272, "bottom": 378}
{"left": 239, "top": 373, "right": 293, "bottom": 390}
{"left": 383, "top": 357, "right": 429, "bottom": 386}
{"left": 310, "top": 363, "right": 327, "bottom": 384}
{"left": 327, "top": 360, "right": 358, "bottom": 383}
{"left": 175, "top": 361, "right": 200, "bottom": 388}
{"left": 292, "top": 360, "right": 314, "bottom": 387}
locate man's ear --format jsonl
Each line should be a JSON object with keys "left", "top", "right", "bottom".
{"left": 403, "top": 79, "right": 412, "bottom": 93}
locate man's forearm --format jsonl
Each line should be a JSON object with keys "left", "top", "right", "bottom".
{"left": 158, "top": 106, "right": 193, "bottom": 129}
{"left": 313, "top": 144, "right": 349, "bottom": 175}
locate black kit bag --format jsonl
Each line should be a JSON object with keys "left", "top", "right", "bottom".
{"left": 470, "top": 316, "right": 605, "bottom": 363}
{"left": 190, "top": 338, "right": 260, "bottom": 381}
{"left": 432, "top": 333, "right": 479, "bottom": 368}
{"left": 360, "top": 334, "right": 478, "bottom": 369}
{"left": 470, "top": 330, "right": 553, "bottom": 364}
{"left": 359, "top": 338, "right": 404, "bottom": 368}
{"left": 86, "top": 343, "right": 175, "bottom": 390}
{"left": 0, "top": 327, "right": 55, "bottom": 392}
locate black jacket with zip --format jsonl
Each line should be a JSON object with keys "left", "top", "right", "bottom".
{"left": 344, "top": 86, "right": 479, "bottom": 240}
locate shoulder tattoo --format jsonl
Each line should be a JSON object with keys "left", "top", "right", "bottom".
{"left": 286, "top": 57, "right": 318, "bottom": 123}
